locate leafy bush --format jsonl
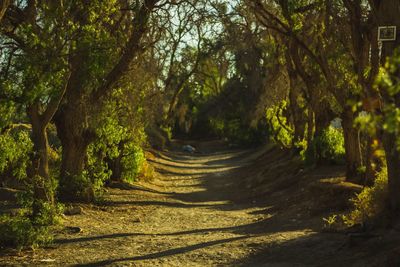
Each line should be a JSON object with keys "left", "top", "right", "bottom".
{"left": 208, "top": 118, "right": 267, "bottom": 146}
{"left": 84, "top": 87, "right": 149, "bottom": 196}
{"left": 58, "top": 171, "right": 96, "bottom": 202}
{"left": 0, "top": 214, "right": 52, "bottom": 250}
{"left": 343, "top": 168, "right": 388, "bottom": 226}
{"left": 87, "top": 124, "right": 148, "bottom": 187}
{"left": 305, "top": 126, "right": 345, "bottom": 165}
{"left": 120, "top": 143, "right": 145, "bottom": 183}
{"left": 0, "top": 131, "right": 32, "bottom": 182}
{"left": 0, "top": 197, "right": 63, "bottom": 250}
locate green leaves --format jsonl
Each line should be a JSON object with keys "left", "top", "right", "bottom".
{"left": 266, "top": 100, "right": 294, "bottom": 148}
{"left": 0, "top": 131, "right": 32, "bottom": 180}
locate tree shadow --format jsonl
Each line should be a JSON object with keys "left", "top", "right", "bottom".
{"left": 154, "top": 167, "right": 214, "bottom": 177}
{"left": 105, "top": 182, "right": 170, "bottom": 195}
{"left": 74, "top": 235, "right": 251, "bottom": 267}
{"left": 229, "top": 229, "right": 391, "bottom": 267}
{"left": 148, "top": 158, "right": 227, "bottom": 170}
{"left": 101, "top": 200, "right": 225, "bottom": 209}
{"left": 54, "top": 232, "right": 152, "bottom": 244}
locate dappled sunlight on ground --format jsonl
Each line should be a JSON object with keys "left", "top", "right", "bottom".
{"left": 1, "top": 144, "right": 397, "bottom": 266}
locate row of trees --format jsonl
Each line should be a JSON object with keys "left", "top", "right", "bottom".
{"left": 239, "top": 0, "right": 400, "bottom": 214}
{"left": 0, "top": 0, "right": 218, "bottom": 226}
{"left": 1, "top": 0, "right": 400, "bottom": 248}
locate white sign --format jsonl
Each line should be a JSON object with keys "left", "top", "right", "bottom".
{"left": 378, "top": 26, "right": 397, "bottom": 41}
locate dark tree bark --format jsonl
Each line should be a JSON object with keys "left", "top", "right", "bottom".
{"left": 28, "top": 104, "right": 54, "bottom": 218}
{"left": 54, "top": 64, "right": 95, "bottom": 201}
{"left": 285, "top": 48, "right": 305, "bottom": 146}
{"left": 0, "top": 0, "right": 10, "bottom": 23}
{"left": 27, "top": 75, "right": 69, "bottom": 217}
{"left": 341, "top": 107, "right": 363, "bottom": 183}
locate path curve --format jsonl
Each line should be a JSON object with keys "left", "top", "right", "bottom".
{"left": 1, "top": 147, "right": 386, "bottom": 266}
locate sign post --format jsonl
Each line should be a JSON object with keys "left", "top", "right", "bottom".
{"left": 378, "top": 26, "right": 397, "bottom": 41}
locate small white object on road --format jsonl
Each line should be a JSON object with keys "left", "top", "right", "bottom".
{"left": 182, "top": 145, "right": 196, "bottom": 153}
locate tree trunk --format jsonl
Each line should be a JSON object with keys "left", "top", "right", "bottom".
{"left": 307, "top": 108, "right": 314, "bottom": 147}
{"left": 341, "top": 108, "right": 363, "bottom": 183}
{"left": 108, "top": 141, "right": 125, "bottom": 181}
{"left": 285, "top": 49, "right": 305, "bottom": 146}
{"left": 383, "top": 131, "right": 400, "bottom": 211}
{"left": 364, "top": 136, "right": 375, "bottom": 186}
{"left": 54, "top": 105, "right": 94, "bottom": 202}
{"left": 313, "top": 101, "right": 335, "bottom": 164}
{"left": 27, "top": 105, "right": 54, "bottom": 219}
{"left": 0, "top": 0, "right": 10, "bottom": 23}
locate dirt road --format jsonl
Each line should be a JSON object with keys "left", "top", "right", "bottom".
{"left": 0, "top": 147, "right": 394, "bottom": 266}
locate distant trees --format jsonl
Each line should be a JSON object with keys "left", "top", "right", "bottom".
{"left": 249, "top": 0, "right": 366, "bottom": 181}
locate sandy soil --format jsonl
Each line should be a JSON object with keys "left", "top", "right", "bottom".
{"left": 1, "top": 144, "right": 399, "bottom": 266}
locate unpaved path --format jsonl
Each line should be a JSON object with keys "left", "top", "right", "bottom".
{"left": 0, "top": 147, "right": 396, "bottom": 266}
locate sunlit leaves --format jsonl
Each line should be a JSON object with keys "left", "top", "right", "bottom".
{"left": 0, "top": 131, "right": 32, "bottom": 180}
{"left": 375, "top": 51, "right": 400, "bottom": 150}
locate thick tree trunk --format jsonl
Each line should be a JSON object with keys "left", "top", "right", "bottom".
{"left": 55, "top": 106, "right": 94, "bottom": 202}
{"left": 341, "top": 108, "right": 363, "bottom": 183}
{"left": 383, "top": 132, "right": 400, "bottom": 211}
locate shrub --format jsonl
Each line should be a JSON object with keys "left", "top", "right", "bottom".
{"left": 208, "top": 117, "right": 267, "bottom": 146}
{"left": 120, "top": 142, "right": 145, "bottom": 183}
{"left": 343, "top": 167, "right": 388, "bottom": 226}
{"left": 0, "top": 214, "right": 52, "bottom": 250}
{"left": 0, "top": 198, "right": 63, "bottom": 250}
{"left": 305, "top": 126, "right": 345, "bottom": 165}
{"left": 58, "top": 171, "right": 96, "bottom": 202}
{"left": 84, "top": 88, "right": 149, "bottom": 194}
{"left": 0, "top": 131, "right": 32, "bottom": 182}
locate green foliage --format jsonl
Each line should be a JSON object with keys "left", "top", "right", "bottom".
{"left": 265, "top": 101, "right": 294, "bottom": 148}
{"left": 0, "top": 130, "right": 62, "bottom": 249}
{"left": 120, "top": 143, "right": 146, "bottom": 183}
{"left": 322, "top": 214, "right": 340, "bottom": 230}
{"left": 0, "top": 102, "right": 17, "bottom": 129}
{"left": 87, "top": 88, "right": 148, "bottom": 193}
{"left": 0, "top": 131, "right": 32, "bottom": 181}
{"left": 59, "top": 172, "right": 95, "bottom": 202}
{"left": 376, "top": 52, "right": 400, "bottom": 150}
{"left": 0, "top": 188, "right": 63, "bottom": 250}
{"left": 343, "top": 168, "right": 388, "bottom": 226}
{"left": 0, "top": 214, "right": 52, "bottom": 250}
{"left": 160, "top": 126, "right": 173, "bottom": 141}
{"left": 305, "top": 126, "right": 345, "bottom": 165}
{"left": 208, "top": 118, "right": 267, "bottom": 146}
